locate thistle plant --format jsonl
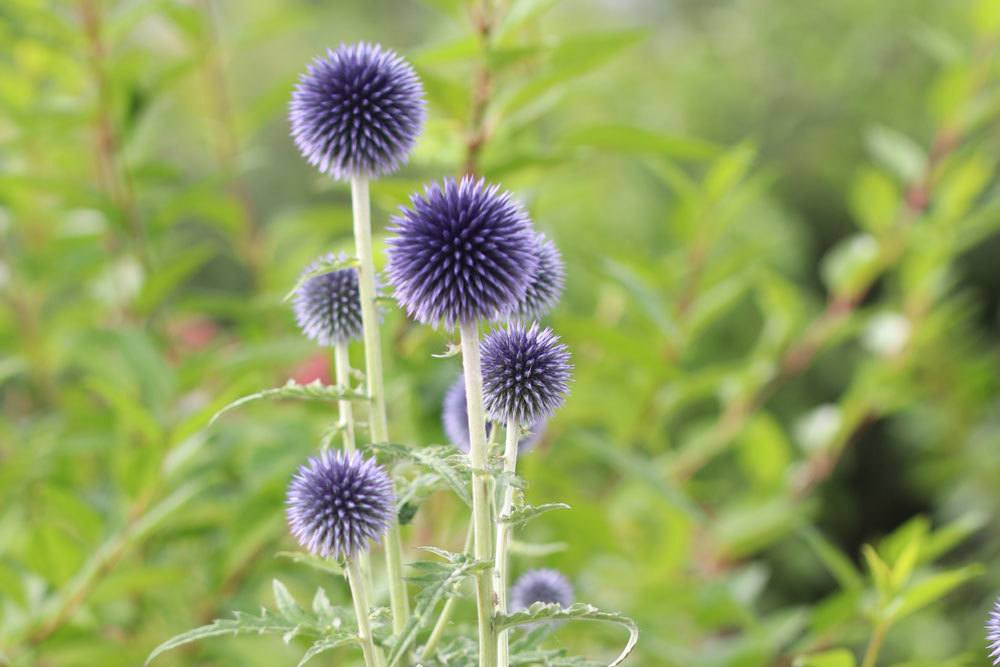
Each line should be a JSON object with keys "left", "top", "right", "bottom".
{"left": 988, "top": 597, "right": 1000, "bottom": 665}
{"left": 442, "top": 375, "right": 546, "bottom": 455}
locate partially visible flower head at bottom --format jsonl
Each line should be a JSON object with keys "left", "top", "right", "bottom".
{"left": 988, "top": 595, "right": 1000, "bottom": 665}
{"left": 481, "top": 323, "right": 571, "bottom": 425}
{"left": 286, "top": 451, "right": 395, "bottom": 560}
{"left": 441, "top": 375, "right": 546, "bottom": 455}
{"left": 292, "top": 253, "right": 363, "bottom": 346}
{"left": 511, "top": 569, "right": 574, "bottom": 612}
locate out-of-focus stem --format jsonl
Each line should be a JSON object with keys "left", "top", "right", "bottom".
{"left": 459, "top": 319, "right": 497, "bottom": 667}
{"left": 346, "top": 557, "right": 386, "bottom": 667}
{"left": 493, "top": 417, "right": 520, "bottom": 667}
{"left": 860, "top": 622, "right": 887, "bottom": 667}
{"left": 350, "top": 176, "right": 409, "bottom": 634}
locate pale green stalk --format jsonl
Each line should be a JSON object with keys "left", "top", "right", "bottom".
{"left": 346, "top": 556, "right": 386, "bottom": 667}
{"left": 459, "top": 319, "right": 497, "bottom": 667}
{"left": 861, "top": 622, "right": 888, "bottom": 667}
{"left": 493, "top": 418, "right": 519, "bottom": 667}
{"left": 351, "top": 175, "right": 409, "bottom": 634}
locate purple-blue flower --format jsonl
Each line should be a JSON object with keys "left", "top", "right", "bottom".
{"left": 286, "top": 451, "right": 395, "bottom": 560}
{"left": 292, "top": 254, "right": 363, "bottom": 346}
{"left": 514, "top": 233, "right": 564, "bottom": 321}
{"left": 441, "top": 375, "right": 545, "bottom": 454}
{"left": 290, "top": 43, "right": 425, "bottom": 180}
{"left": 481, "top": 323, "right": 571, "bottom": 425}
{"left": 988, "top": 595, "right": 1000, "bottom": 665}
{"left": 386, "top": 177, "right": 539, "bottom": 327}
{"left": 511, "top": 569, "right": 574, "bottom": 611}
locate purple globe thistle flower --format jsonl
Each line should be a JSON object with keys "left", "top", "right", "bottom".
{"left": 441, "top": 375, "right": 546, "bottom": 454}
{"left": 386, "top": 177, "right": 539, "bottom": 328}
{"left": 290, "top": 43, "right": 425, "bottom": 180}
{"left": 513, "top": 233, "right": 564, "bottom": 321}
{"left": 511, "top": 569, "right": 574, "bottom": 612}
{"left": 292, "top": 253, "right": 363, "bottom": 346}
{"left": 988, "top": 596, "right": 1000, "bottom": 664}
{"left": 286, "top": 450, "right": 395, "bottom": 560}
{"left": 481, "top": 323, "right": 571, "bottom": 425}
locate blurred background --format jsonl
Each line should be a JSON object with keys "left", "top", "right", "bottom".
{"left": 4, "top": 0, "right": 1000, "bottom": 665}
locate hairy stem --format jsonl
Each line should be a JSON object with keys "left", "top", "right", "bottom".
{"left": 350, "top": 176, "right": 409, "bottom": 633}
{"left": 459, "top": 319, "right": 498, "bottom": 667}
{"left": 347, "top": 556, "right": 386, "bottom": 667}
{"left": 493, "top": 418, "right": 519, "bottom": 667}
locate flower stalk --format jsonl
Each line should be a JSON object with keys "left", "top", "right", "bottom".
{"left": 351, "top": 175, "right": 410, "bottom": 633}
{"left": 346, "top": 556, "right": 387, "bottom": 667}
{"left": 459, "top": 319, "right": 498, "bottom": 667}
{"left": 494, "top": 417, "right": 520, "bottom": 667}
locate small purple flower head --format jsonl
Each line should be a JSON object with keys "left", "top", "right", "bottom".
{"left": 481, "top": 323, "right": 571, "bottom": 425}
{"left": 290, "top": 43, "right": 425, "bottom": 180}
{"left": 441, "top": 375, "right": 546, "bottom": 454}
{"left": 292, "top": 254, "right": 363, "bottom": 346}
{"left": 511, "top": 569, "right": 574, "bottom": 611}
{"left": 386, "top": 177, "right": 539, "bottom": 327}
{"left": 988, "top": 595, "right": 1000, "bottom": 664}
{"left": 286, "top": 451, "right": 395, "bottom": 560}
{"left": 513, "top": 233, "right": 564, "bottom": 321}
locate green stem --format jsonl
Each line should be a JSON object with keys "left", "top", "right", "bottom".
{"left": 351, "top": 175, "right": 409, "bottom": 634}
{"left": 346, "top": 556, "right": 386, "bottom": 667}
{"left": 861, "top": 622, "right": 888, "bottom": 667}
{"left": 420, "top": 524, "right": 475, "bottom": 661}
{"left": 459, "top": 319, "right": 498, "bottom": 667}
{"left": 493, "top": 418, "right": 519, "bottom": 667}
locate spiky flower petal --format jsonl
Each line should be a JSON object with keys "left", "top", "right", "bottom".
{"left": 481, "top": 323, "right": 571, "bottom": 425}
{"left": 387, "top": 177, "right": 539, "bottom": 327}
{"left": 286, "top": 451, "right": 395, "bottom": 560}
{"left": 988, "top": 595, "right": 1000, "bottom": 665}
{"left": 441, "top": 375, "right": 545, "bottom": 454}
{"left": 514, "top": 233, "right": 564, "bottom": 321}
{"left": 290, "top": 43, "right": 425, "bottom": 180}
{"left": 292, "top": 254, "right": 363, "bottom": 346}
{"left": 511, "top": 569, "right": 574, "bottom": 611}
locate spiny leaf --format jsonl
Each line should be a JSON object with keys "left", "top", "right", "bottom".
{"left": 501, "top": 503, "right": 571, "bottom": 528}
{"left": 145, "top": 610, "right": 304, "bottom": 664}
{"left": 296, "top": 635, "right": 360, "bottom": 667}
{"left": 210, "top": 380, "right": 368, "bottom": 425}
{"left": 283, "top": 254, "right": 359, "bottom": 302}
{"left": 495, "top": 603, "right": 639, "bottom": 667}
{"left": 366, "top": 443, "right": 472, "bottom": 506}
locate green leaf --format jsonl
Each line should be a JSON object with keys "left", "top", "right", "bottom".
{"left": 501, "top": 503, "right": 571, "bottom": 528}
{"left": 365, "top": 443, "right": 472, "bottom": 506}
{"left": 494, "top": 0, "right": 561, "bottom": 42}
{"left": 864, "top": 125, "right": 927, "bottom": 185}
{"left": 862, "top": 544, "right": 894, "bottom": 602}
{"left": 794, "top": 648, "right": 857, "bottom": 667}
{"left": 887, "top": 564, "right": 983, "bottom": 623}
{"left": 820, "top": 233, "right": 881, "bottom": 296}
{"left": 210, "top": 380, "right": 368, "bottom": 425}
{"left": 273, "top": 579, "right": 308, "bottom": 625}
{"left": 145, "top": 610, "right": 313, "bottom": 664}
{"left": 561, "top": 124, "right": 719, "bottom": 161}
{"left": 297, "top": 635, "right": 359, "bottom": 667}
{"left": 495, "top": 602, "right": 638, "bottom": 667}
{"left": 283, "top": 254, "right": 359, "bottom": 302}
{"left": 277, "top": 551, "right": 344, "bottom": 576}
{"left": 849, "top": 167, "right": 900, "bottom": 234}
{"left": 800, "top": 527, "right": 863, "bottom": 591}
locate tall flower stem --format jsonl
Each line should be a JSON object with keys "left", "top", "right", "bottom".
{"left": 350, "top": 175, "right": 409, "bottom": 634}
{"left": 493, "top": 417, "right": 519, "bottom": 667}
{"left": 346, "top": 556, "right": 387, "bottom": 667}
{"left": 459, "top": 319, "right": 498, "bottom": 667}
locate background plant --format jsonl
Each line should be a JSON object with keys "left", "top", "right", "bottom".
{"left": 4, "top": 0, "right": 1000, "bottom": 666}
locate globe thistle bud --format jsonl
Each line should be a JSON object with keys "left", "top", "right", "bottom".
{"left": 513, "top": 233, "right": 564, "bottom": 321}
{"left": 441, "top": 375, "right": 545, "bottom": 454}
{"left": 290, "top": 43, "right": 425, "bottom": 180}
{"left": 988, "top": 595, "right": 1000, "bottom": 665}
{"left": 286, "top": 451, "right": 395, "bottom": 560}
{"left": 386, "top": 177, "right": 539, "bottom": 328}
{"left": 292, "top": 254, "right": 363, "bottom": 346}
{"left": 481, "top": 323, "right": 571, "bottom": 425}
{"left": 511, "top": 568, "right": 574, "bottom": 612}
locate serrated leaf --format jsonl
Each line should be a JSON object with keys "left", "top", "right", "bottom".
{"left": 283, "top": 255, "right": 359, "bottom": 302}
{"left": 273, "top": 579, "right": 307, "bottom": 624}
{"left": 501, "top": 503, "right": 571, "bottom": 528}
{"left": 210, "top": 380, "right": 368, "bottom": 425}
{"left": 297, "top": 635, "right": 360, "bottom": 667}
{"left": 495, "top": 603, "right": 638, "bottom": 667}
{"left": 366, "top": 443, "right": 472, "bottom": 506}
{"left": 145, "top": 610, "right": 305, "bottom": 664}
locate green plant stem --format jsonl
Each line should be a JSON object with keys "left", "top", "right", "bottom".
{"left": 346, "top": 556, "right": 386, "bottom": 667}
{"left": 459, "top": 319, "right": 498, "bottom": 667}
{"left": 351, "top": 175, "right": 409, "bottom": 634}
{"left": 420, "top": 524, "right": 475, "bottom": 660}
{"left": 493, "top": 418, "right": 519, "bottom": 667}
{"left": 860, "top": 621, "right": 888, "bottom": 667}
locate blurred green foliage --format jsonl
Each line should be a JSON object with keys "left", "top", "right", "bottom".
{"left": 4, "top": 0, "right": 1000, "bottom": 665}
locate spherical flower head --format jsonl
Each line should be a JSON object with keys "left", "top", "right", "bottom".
{"left": 441, "top": 375, "right": 546, "bottom": 454}
{"left": 481, "top": 323, "right": 571, "bottom": 425}
{"left": 511, "top": 568, "right": 574, "bottom": 612}
{"left": 290, "top": 43, "right": 425, "bottom": 180}
{"left": 292, "top": 254, "right": 363, "bottom": 346}
{"left": 514, "top": 233, "right": 564, "bottom": 321}
{"left": 988, "top": 595, "right": 1000, "bottom": 664}
{"left": 286, "top": 450, "right": 395, "bottom": 560}
{"left": 387, "top": 177, "right": 539, "bottom": 327}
